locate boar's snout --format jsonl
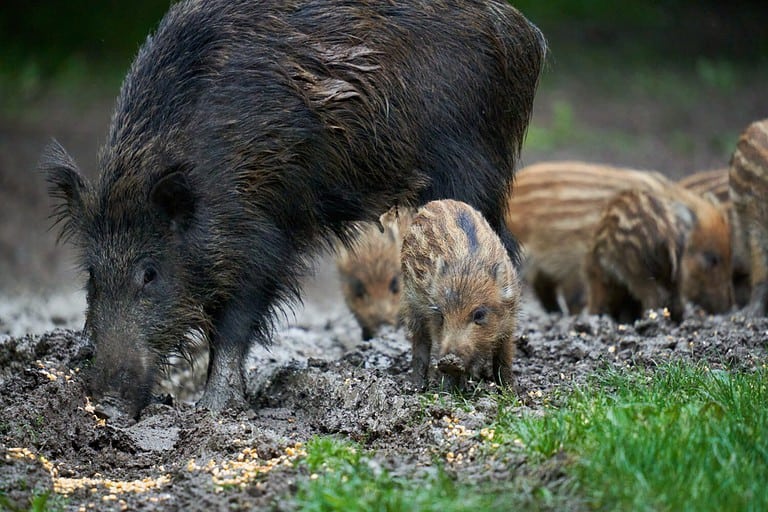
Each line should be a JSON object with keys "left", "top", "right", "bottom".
{"left": 87, "top": 344, "right": 156, "bottom": 424}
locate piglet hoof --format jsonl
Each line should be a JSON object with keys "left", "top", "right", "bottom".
{"left": 409, "top": 372, "right": 428, "bottom": 392}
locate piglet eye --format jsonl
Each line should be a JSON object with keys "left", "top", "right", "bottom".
{"left": 472, "top": 307, "right": 488, "bottom": 325}
{"left": 352, "top": 279, "right": 366, "bottom": 299}
{"left": 389, "top": 275, "right": 400, "bottom": 294}
{"left": 702, "top": 251, "right": 721, "bottom": 268}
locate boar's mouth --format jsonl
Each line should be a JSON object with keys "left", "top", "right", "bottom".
{"left": 87, "top": 354, "right": 158, "bottom": 424}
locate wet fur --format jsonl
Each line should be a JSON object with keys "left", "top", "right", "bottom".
{"left": 401, "top": 200, "right": 521, "bottom": 390}
{"left": 42, "top": 0, "right": 546, "bottom": 416}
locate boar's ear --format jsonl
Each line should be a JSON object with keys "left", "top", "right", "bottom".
{"left": 40, "top": 139, "right": 89, "bottom": 242}
{"left": 150, "top": 166, "right": 196, "bottom": 233}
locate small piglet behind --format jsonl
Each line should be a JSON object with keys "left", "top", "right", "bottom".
{"left": 401, "top": 200, "right": 521, "bottom": 390}
{"left": 729, "top": 119, "right": 768, "bottom": 316}
{"left": 335, "top": 208, "right": 412, "bottom": 340}
{"left": 678, "top": 168, "right": 750, "bottom": 307}
{"left": 586, "top": 187, "right": 733, "bottom": 323}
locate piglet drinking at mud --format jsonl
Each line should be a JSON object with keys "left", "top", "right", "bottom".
{"left": 41, "top": 0, "right": 545, "bottom": 420}
{"left": 400, "top": 200, "right": 522, "bottom": 390}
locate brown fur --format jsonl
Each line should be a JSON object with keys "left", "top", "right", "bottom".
{"left": 678, "top": 168, "right": 750, "bottom": 307}
{"left": 42, "top": 0, "right": 545, "bottom": 417}
{"left": 678, "top": 168, "right": 730, "bottom": 202}
{"left": 335, "top": 207, "right": 412, "bottom": 340}
{"left": 401, "top": 200, "right": 520, "bottom": 390}
{"left": 505, "top": 161, "right": 674, "bottom": 314}
{"left": 729, "top": 119, "right": 768, "bottom": 316}
{"left": 586, "top": 187, "right": 733, "bottom": 323}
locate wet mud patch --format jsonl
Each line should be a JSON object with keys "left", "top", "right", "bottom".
{"left": 1, "top": 301, "right": 767, "bottom": 510}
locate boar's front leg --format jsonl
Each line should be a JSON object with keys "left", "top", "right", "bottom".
{"left": 198, "top": 280, "right": 278, "bottom": 412}
{"left": 198, "top": 298, "right": 255, "bottom": 412}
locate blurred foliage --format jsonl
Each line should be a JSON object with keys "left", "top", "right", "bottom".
{"left": 0, "top": 0, "right": 766, "bottom": 96}
{"left": 0, "top": 1, "right": 169, "bottom": 77}
{"left": 516, "top": 0, "right": 768, "bottom": 63}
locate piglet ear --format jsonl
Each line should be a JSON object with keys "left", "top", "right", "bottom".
{"left": 40, "top": 139, "right": 90, "bottom": 242}
{"left": 491, "top": 262, "right": 518, "bottom": 301}
{"left": 150, "top": 166, "right": 195, "bottom": 233}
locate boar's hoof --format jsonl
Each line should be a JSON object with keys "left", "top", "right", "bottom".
{"left": 197, "top": 384, "right": 249, "bottom": 413}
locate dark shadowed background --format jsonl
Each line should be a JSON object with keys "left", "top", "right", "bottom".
{"left": 1, "top": 0, "right": 767, "bottom": 294}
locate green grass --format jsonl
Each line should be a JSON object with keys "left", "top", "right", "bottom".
{"left": 0, "top": 490, "right": 67, "bottom": 512}
{"left": 288, "top": 364, "right": 768, "bottom": 511}
{"left": 491, "top": 363, "right": 768, "bottom": 511}
{"left": 523, "top": 99, "right": 640, "bottom": 156}
{"left": 292, "top": 437, "right": 518, "bottom": 512}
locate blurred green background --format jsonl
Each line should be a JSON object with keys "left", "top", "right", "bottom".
{"left": 1, "top": 1, "right": 767, "bottom": 97}
{"left": 0, "top": 0, "right": 766, "bottom": 292}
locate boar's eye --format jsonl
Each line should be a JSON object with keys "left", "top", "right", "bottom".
{"left": 134, "top": 261, "right": 159, "bottom": 290}
{"left": 352, "top": 279, "right": 366, "bottom": 299}
{"left": 143, "top": 266, "right": 158, "bottom": 286}
{"left": 389, "top": 275, "right": 400, "bottom": 294}
{"left": 701, "top": 251, "right": 722, "bottom": 268}
{"left": 472, "top": 307, "right": 489, "bottom": 325}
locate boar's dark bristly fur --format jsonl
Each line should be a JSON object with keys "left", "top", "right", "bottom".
{"left": 42, "top": 0, "right": 546, "bottom": 418}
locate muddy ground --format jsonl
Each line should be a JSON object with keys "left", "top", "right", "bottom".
{"left": 2, "top": 285, "right": 768, "bottom": 511}
{"left": 2, "top": 14, "right": 768, "bottom": 511}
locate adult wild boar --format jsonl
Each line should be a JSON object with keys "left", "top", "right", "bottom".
{"left": 42, "top": 0, "right": 545, "bottom": 419}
